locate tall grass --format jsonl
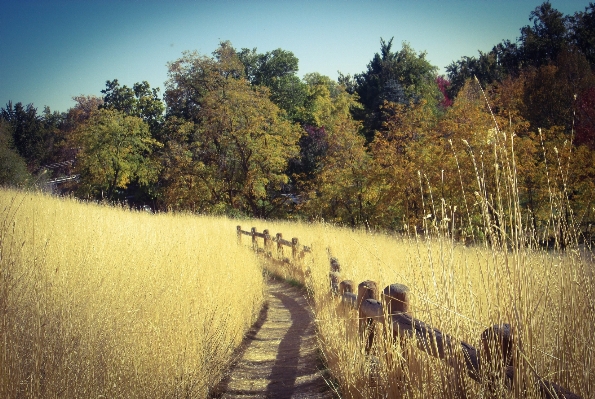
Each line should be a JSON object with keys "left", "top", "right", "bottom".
{"left": 252, "top": 123, "right": 594, "bottom": 397}
{"left": 0, "top": 189, "right": 265, "bottom": 398}
{"left": 3, "top": 106, "right": 593, "bottom": 398}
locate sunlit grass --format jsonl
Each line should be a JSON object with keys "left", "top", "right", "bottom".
{"left": 0, "top": 189, "right": 265, "bottom": 398}
{"left": 251, "top": 188, "right": 594, "bottom": 397}
{"left": 3, "top": 136, "right": 593, "bottom": 398}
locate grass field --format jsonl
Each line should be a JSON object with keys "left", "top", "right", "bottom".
{"left": 0, "top": 189, "right": 265, "bottom": 398}
{"left": 2, "top": 183, "right": 593, "bottom": 398}
{"left": 249, "top": 203, "right": 594, "bottom": 398}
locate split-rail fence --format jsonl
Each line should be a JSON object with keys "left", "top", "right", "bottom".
{"left": 236, "top": 226, "right": 580, "bottom": 399}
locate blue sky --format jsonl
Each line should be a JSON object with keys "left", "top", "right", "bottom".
{"left": 0, "top": 0, "right": 590, "bottom": 113}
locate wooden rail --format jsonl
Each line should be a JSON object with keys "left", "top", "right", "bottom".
{"left": 330, "top": 259, "right": 581, "bottom": 399}
{"left": 234, "top": 226, "right": 580, "bottom": 398}
{"left": 236, "top": 226, "right": 311, "bottom": 262}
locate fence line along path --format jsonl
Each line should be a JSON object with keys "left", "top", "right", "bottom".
{"left": 216, "top": 227, "right": 332, "bottom": 399}
{"left": 236, "top": 226, "right": 581, "bottom": 399}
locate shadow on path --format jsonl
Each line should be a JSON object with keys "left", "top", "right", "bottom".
{"left": 216, "top": 279, "right": 333, "bottom": 399}
{"left": 264, "top": 291, "right": 311, "bottom": 398}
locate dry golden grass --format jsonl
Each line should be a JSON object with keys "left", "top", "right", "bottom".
{"left": 3, "top": 129, "right": 593, "bottom": 398}
{"left": 249, "top": 209, "right": 594, "bottom": 398}
{"left": 245, "top": 102, "right": 595, "bottom": 397}
{"left": 0, "top": 189, "right": 265, "bottom": 398}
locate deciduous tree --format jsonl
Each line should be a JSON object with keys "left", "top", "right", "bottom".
{"left": 0, "top": 119, "right": 29, "bottom": 186}
{"left": 164, "top": 41, "right": 244, "bottom": 123}
{"left": 101, "top": 79, "right": 165, "bottom": 135}
{"left": 1, "top": 102, "right": 47, "bottom": 168}
{"left": 570, "top": 3, "right": 595, "bottom": 67}
{"left": 161, "top": 42, "right": 301, "bottom": 217}
{"left": 299, "top": 76, "right": 377, "bottom": 226}
{"left": 196, "top": 77, "right": 300, "bottom": 217}
{"left": 520, "top": 1, "right": 569, "bottom": 67}
{"left": 74, "top": 108, "right": 160, "bottom": 200}
{"left": 237, "top": 47, "right": 307, "bottom": 121}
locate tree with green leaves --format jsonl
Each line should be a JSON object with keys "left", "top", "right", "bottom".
{"left": 288, "top": 73, "right": 362, "bottom": 191}
{"left": 520, "top": 1, "right": 569, "bottom": 68}
{"left": 161, "top": 42, "right": 301, "bottom": 217}
{"left": 1, "top": 102, "right": 48, "bottom": 168}
{"left": 164, "top": 41, "right": 244, "bottom": 123}
{"left": 295, "top": 73, "right": 378, "bottom": 226}
{"left": 197, "top": 77, "right": 300, "bottom": 217}
{"left": 353, "top": 38, "right": 442, "bottom": 141}
{"left": 445, "top": 51, "right": 507, "bottom": 101}
{"left": 519, "top": 49, "right": 595, "bottom": 133}
{"left": 157, "top": 117, "right": 206, "bottom": 211}
{"left": 446, "top": 2, "right": 591, "bottom": 99}
{"left": 237, "top": 47, "right": 307, "bottom": 121}
{"left": 101, "top": 79, "right": 165, "bottom": 135}
{"left": 570, "top": 3, "right": 595, "bottom": 67}
{"left": 0, "top": 119, "right": 30, "bottom": 186}
{"left": 74, "top": 108, "right": 161, "bottom": 200}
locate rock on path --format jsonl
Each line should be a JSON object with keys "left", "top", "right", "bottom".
{"left": 216, "top": 278, "right": 334, "bottom": 399}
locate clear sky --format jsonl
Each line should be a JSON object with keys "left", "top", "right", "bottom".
{"left": 0, "top": 0, "right": 590, "bottom": 113}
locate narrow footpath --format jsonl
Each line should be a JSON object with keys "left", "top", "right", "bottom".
{"left": 215, "top": 278, "right": 335, "bottom": 399}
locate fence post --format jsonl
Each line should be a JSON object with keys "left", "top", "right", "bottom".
{"left": 480, "top": 323, "right": 513, "bottom": 389}
{"left": 382, "top": 284, "right": 410, "bottom": 315}
{"left": 330, "top": 257, "right": 341, "bottom": 272}
{"left": 382, "top": 284, "right": 411, "bottom": 360}
{"left": 340, "top": 280, "right": 354, "bottom": 295}
{"left": 481, "top": 324, "right": 513, "bottom": 368}
{"left": 329, "top": 258, "right": 341, "bottom": 294}
{"left": 251, "top": 227, "right": 257, "bottom": 251}
{"left": 276, "top": 233, "right": 283, "bottom": 258}
{"left": 339, "top": 280, "right": 356, "bottom": 308}
{"left": 237, "top": 225, "right": 242, "bottom": 245}
{"left": 292, "top": 237, "right": 299, "bottom": 260}
{"left": 263, "top": 229, "right": 271, "bottom": 254}
{"left": 358, "top": 280, "right": 379, "bottom": 351}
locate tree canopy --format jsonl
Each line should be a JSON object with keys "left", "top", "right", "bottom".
{"left": 0, "top": 119, "right": 30, "bottom": 186}
{"left": 352, "top": 38, "right": 442, "bottom": 140}
{"left": 101, "top": 79, "right": 165, "bottom": 134}
{"left": 159, "top": 42, "right": 301, "bottom": 217}
{"left": 237, "top": 47, "right": 307, "bottom": 121}
{"left": 3, "top": 2, "right": 595, "bottom": 240}
{"left": 74, "top": 108, "right": 160, "bottom": 200}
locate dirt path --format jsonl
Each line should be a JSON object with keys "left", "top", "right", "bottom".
{"left": 215, "top": 278, "right": 334, "bottom": 399}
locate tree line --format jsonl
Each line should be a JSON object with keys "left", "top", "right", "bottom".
{"left": 1, "top": 1, "right": 594, "bottom": 242}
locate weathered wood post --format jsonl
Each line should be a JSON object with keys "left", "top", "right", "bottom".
{"left": 329, "top": 271, "right": 341, "bottom": 294}
{"left": 381, "top": 284, "right": 411, "bottom": 363}
{"left": 480, "top": 324, "right": 513, "bottom": 389}
{"left": 329, "top": 258, "right": 341, "bottom": 294}
{"left": 340, "top": 280, "right": 356, "bottom": 307}
{"left": 357, "top": 281, "right": 378, "bottom": 313}
{"left": 358, "top": 280, "right": 379, "bottom": 351}
{"left": 292, "top": 237, "right": 299, "bottom": 260}
{"left": 251, "top": 227, "right": 257, "bottom": 251}
{"left": 340, "top": 280, "right": 354, "bottom": 294}
{"left": 276, "top": 233, "right": 284, "bottom": 258}
{"left": 330, "top": 257, "right": 341, "bottom": 272}
{"left": 382, "top": 284, "right": 410, "bottom": 315}
{"left": 237, "top": 225, "right": 242, "bottom": 245}
{"left": 263, "top": 229, "right": 271, "bottom": 255}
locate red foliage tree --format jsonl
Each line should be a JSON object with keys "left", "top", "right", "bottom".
{"left": 575, "top": 86, "right": 595, "bottom": 150}
{"left": 436, "top": 76, "right": 453, "bottom": 108}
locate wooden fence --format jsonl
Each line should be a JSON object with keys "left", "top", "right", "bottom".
{"left": 237, "top": 226, "right": 311, "bottom": 262}
{"left": 237, "top": 226, "right": 580, "bottom": 399}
